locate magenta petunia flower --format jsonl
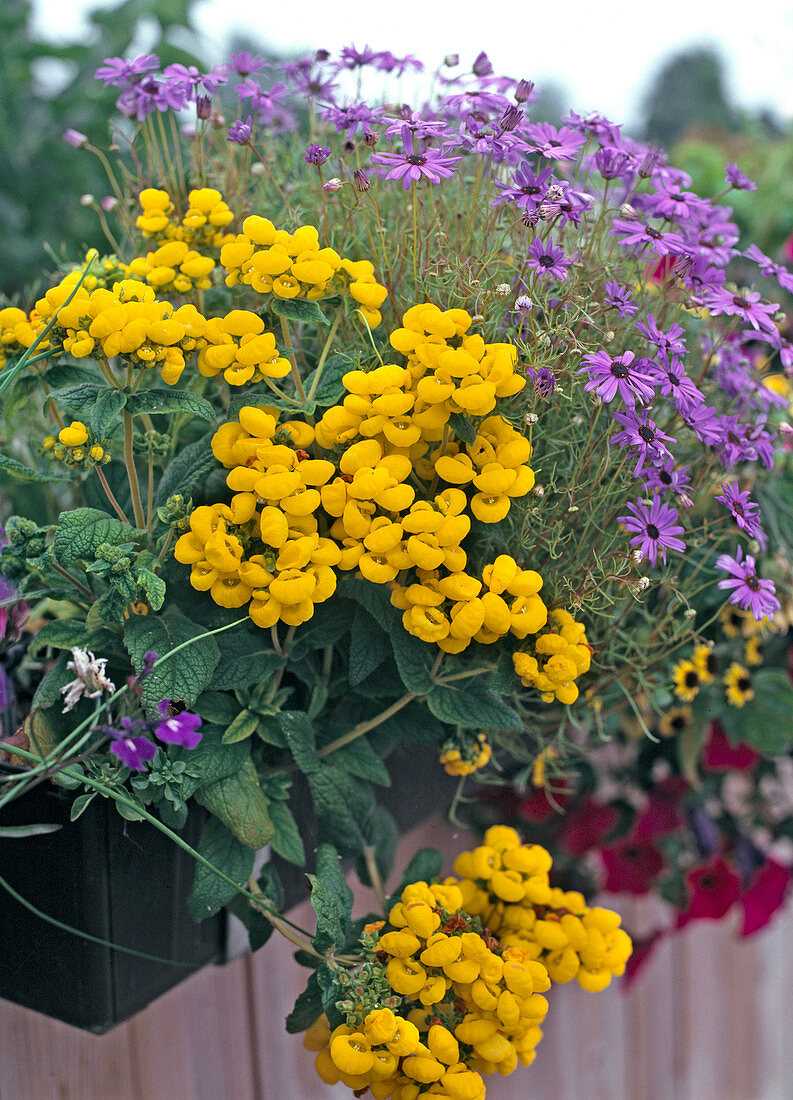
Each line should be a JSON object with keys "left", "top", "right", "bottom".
{"left": 618, "top": 495, "right": 686, "bottom": 567}
{"left": 579, "top": 350, "right": 655, "bottom": 407}
{"left": 715, "top": 546, "right": 780, "bottom": 620}
{"left": 741, "top": 859, "right": 790, "bottom": 936}
{"left": 677, "top": 856, "right": 741, "bottom": 927}
{"left": 601, "top": 836, "right": 665, "bottom": 895}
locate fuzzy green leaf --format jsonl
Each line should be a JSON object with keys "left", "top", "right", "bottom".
{"left": 279, "top": 710, "right": 321, "bottom": 774}
{"left": 210, "top": 628, "right": 285, "bottom": 691}
{"left": 221, "top": 709, "right": 260, "bottom": 744}
{"left": 154, "top": 432, "right": 217, "bottom": 507}
{"left": 286, "top": 971, "right": 324, "bottom": 1034}
{"left": 303, "top": 354, "right": 351, "bottom": 408}
{"left": 0, "top": 453, "right": 68, "bottom": 482}
{"left": 123, "top": 610, "right": 220, "bottom": 711}
{"left": 31, "top": 652, "right": 70, "bottom": 709}
{"left": 326, "top": 735, "right": 391, "bottom": 786}
{"left": 52, "top": 507, "right": 143, "bottom": 568}
{"left": 135, "top": 566, "right": 166, "bottom": 610}
{"left": 391, "top": 626, "right": 435, "bottom": 695}
{"left": 267, "top": 798, "right": 306, "bottom": 865}
{"left": 29, "top": 618, "right": 89, "bottom": 654}
{"left": 349, "top": 607, "right": 391, "bottom": 686}
{"left": 355, "top": 805, "right": 400, "bottom": 887}
{"left": 427, "top": 682, "right": 523, "bottom": 731}
{"left": 186, "top": 815, "right": 254, "bottom": 921}
{"left": 308, "top": 843, "right": 353, "bottom": 953}
{"left": 269, "top": 297, "right": 329, "bottom": 326}
{"left": 390, "top": 848, "right": 444, "bottom": 904}
{"left": 308, "top": 766, "right": 374, "bottom": 856}
{"left": 173, "top": 724, "right": 249, "bottom": 787}
{"left": 126, "top": 388, "right": 216, "bottom": 422}
{"left": 194, "top": 758, "right": 274, "bottom": 850}
{"left": 337, "top": 576, "right": 398, "bottom": 627}
{"left": 448, "top": 411, "right": 478, "bottom": 445}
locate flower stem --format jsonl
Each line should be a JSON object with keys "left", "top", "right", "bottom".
{"left": 123, "top": 409, "right": 146, "bottom": 529}
{"left": 95, "top": 466, "right": 131, "bottom": 524}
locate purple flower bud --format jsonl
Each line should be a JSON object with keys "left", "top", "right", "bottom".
{"left": 322, "top": 177, "right": 342, "bottom": 193}
{"left": 304, "top": 142, "right": 330, "bottom": 165}
{"left": 499, "top": 104, "right": 523, "bottom": 132}
{"left": 195, "top": 94, "right": 212, "bottom": 120}
{"left": 514, "top": 79, "right": 535, "bottom": 103}
{"left": 638, "top": 146, "right": 662, "bottom": 178}
{"left": 315, "top": 48, "right": 330, "bottom": 62}
{"left": 444, "top": 54, "right": 459, "bottom": 67}
{"left": 353, "top": 168, "right": 370, "bottom": 192}
{"left": 521, "top": 210, "right": 540, "bottom": 228}
{"left": 473, "top": 51, "right": 493, "bottom": 77}
{"left": 227, "top": 115, "right": 253, "bottom": 145}
{"left": 533, "top": 367, "right": 557, "bottom": 398}
{"left": 63, "top": 128, "right": 88, "bottom": 149}
{"left": 514, "top": 295, "right": 533, "bottom": 312}
{"left": 362, "top": 128, "right": 379, "bottom": 148}
{"left": 100, "top": 196, "right": 118, "bottom": 212}
{"left": 141, "top": 651, "right": 158, "bottom": 679}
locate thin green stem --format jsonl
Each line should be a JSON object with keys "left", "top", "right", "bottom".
{"left": 123, "top": 409, "right": 146, "bottom": 529}
{"left": 95, "top": 466, "right": 131, "bottom": 524}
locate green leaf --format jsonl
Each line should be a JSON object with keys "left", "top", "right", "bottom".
{"left": 326, "top": 735, "right": 391, "bottom": 786}
{"left": 308, "top": 843, "right": 353, "bottom": 953}
{"left": 0, "top": 453, "right": 68, "bottom": 482}
{"left": 31, "top": 652, "right": 70, "bottom": 709}
{"left": 269, "top": 297, "right": 329, "bottom": 326}
{"left": 187, "top": 815, "right": 255, "bottom": 921}
{"left": 29, "top": 618, "right": 89, "bottom": 655}
{"left": 52, "top": 507, "right": 143, "bottom": 568}
{"left": 286, "top": 971, "right": 324, "bottom": 1034}
{"left": 390, "top": 848, "right": 444, "bottom": 903}
{"left": 126, "top": 389, "right": 216, "bottom": 422}
{"left": 489, "top": 650, "right": 517, "bottom": 695}
{"left": 391, "top": 626, "right": 435, "bottom": 695}
{"left": 448, "top": 411, "right": 478, "bottom": 445}
{"left": 0, "top": 823, "right": 63, "bottom": 838}
{"left": 349, "top": 607, "right": 391, "bottom": 686}
{"left": 69, "top": 791, "right": 97, "bottom": 822}
{"left": 279, "top": 710, "right": 320, "bottom": 775}
{"left": 210, "top": 629, "right": 285, "bottom": 691}
{"left": 194, "top": 759, "right": 274, "bottom": 850}
{"left": 355, "top": 805, "right": 399, "bottom": 887}
{"left": 337, "top": 576, "right": 399, "bottom": 627}
{"left": 154, "top": 432, "right": 217, "bottom": 507}
{"left": 222, "top": 709, "right": 260, "bottom": 744}
{"left": 303, "top": 354, "right": 351, "bottom": 408}
{"left": 317, "top": 964, "right": 346, "bottom": 1029}
{"left": 89, "top": 388, "right": 128, "bottom": 437}
{"left": 292, "top": 598, "right": 354, "bottom": 650}
{"left": 135, "top": 566, "right": 166, "bottom": 610}
{"left": 427, "top": 682, "right": 523, "bottom": 730}
{"left": 730, "top": 669, "right": 793, "bottom": 753}
{"left": 267, "top": 799, "right": 306, "bottom": 865}
{"left": 123, "top": 610, "right": 220, "bottom": 710}
{"left": 308, "top": 766, "right": 373, "bottom": 856}
{"left": 173, "top": 725, "right": 249, "bottom": 787}
{"left": 194, "top": 691, "right": 241, "bottom": 725}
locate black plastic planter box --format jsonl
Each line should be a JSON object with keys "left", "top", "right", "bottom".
{"left": 0, "top": 777, "right": 224, "bottom": 1032}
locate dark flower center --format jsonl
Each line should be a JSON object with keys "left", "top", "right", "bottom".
{"left": 610, "top": 362, "right": 630, "bottom": 378}
{"left": 667, "top": 373, "right": 680, "bottom": 387}
{"left": 406, "top": 154, "right": 427, "bottom": 165}
{"left": 706, "top": 653, "right": 720, "bottom": 675}
{"left": 685, "top": 670, "right": 699, "bottom": 688}
{"left": 732, "top": 296, "right": 750, "bottom": 309}
{"left": 659, "top": 470, "right": 673, "bottom": 485}
{"left": 746, "top": 573, "right": 760, "bottom": 591}
{"left": 521, "top": 185, "right": 541, "bottom": 195}
{"left": 671, "top": 714, "right": 687, "bottom": 731}
{"left": 646, "top": 523, "right": 660, "bottom": 539}
{"left": 699, "top": 874, "right": 717, "bottom": 890}
{"left": 623, "top": 845, "right": 642, "bottom": 861}
{"left": 638, "top": 425, "right": 656, "bottom": 442}
{"left": 738, "top": 677, "right": 752, "bottom": 692}
{"left": 538, "top": 255, "right": 555, "bottom": 268}
{"left": 728, "top": 431, "right": 740, "bottom": 444}
{"left": 733, "top": 501, "right": 745, "bottom": 516}
{"left": 646, "top": 226, "right": 663, "bottom": 239}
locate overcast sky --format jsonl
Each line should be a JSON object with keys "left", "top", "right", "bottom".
{"left": 31, "top": 0, "right": 793, "bottom": 129}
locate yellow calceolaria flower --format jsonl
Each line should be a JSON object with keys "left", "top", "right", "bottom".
{"left": 136, "top": 186, "right": 235, "bottom": 248}
{"left": 220, "top": 215, "right": 388, "bottom": 321}
{"left": 440, "top": 732, "right": 491, "bottom": 776}
{"left": 307, "top": 828, "right": 630, "bottom": 1097}
{"left": 513, "top": 609, "right": 592, "bottom": 705}
{"left": 724, "top": 662, "right": 754, "bottom": 707}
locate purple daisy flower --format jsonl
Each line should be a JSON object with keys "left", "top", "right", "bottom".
{"left": 95, "top": 53, "right": 159, "bottom": 87}
{"left": 493, "top": 163, "right": 555, "bottom": 213}
{"left": 715, "top": 483, "right": 766, "bottom": 547}
{"left": 526, "top": 121, "right": 586, "bottom": 161}
{"left": 104, "top": 717, "right": 157, "bottom": 771}
{"left": 636, "top": 314, "right": 687, "bottom": 356}
{"left": 579, "top": 350, "right": 655, "bottom": 407}
{"left": 162, "top": 63, "right": 228, "bottom": 97}
{"left": 618, "top": 496, "right": 686, "bottom": 567}
{"left": 304, "top": 142, "right": 330, "bottom": 165}
{"left": 744, "top": 244, "right": 793, "bottom": 295}
{"left": 725, "top": 162, "right": 757, "bottom": 192}
{"left": 610, "top": 218, "right": 687, "bottom": 257}
{"left": 155, "top": 700, "right": 202, "bottom": 749}
{"left": 527, "top": 235, "right": 573, "bottom": 281}
{"left": 611, "top": 409, "right": 675, "bottom": 476}
{"left": 716, "top": 547, "right": 780, "bottom": 621}
{"left": 640, "top": 461, "right": 692, "bottom": 501}
{"left": 703, "top": 287, "right": 779, "bottom": 335}
{"left": 647, "top": 351, "right": 704, "bottom": 413}
{"left": 371, "top": 132, "right": 461, "bottom": 189}
{"left": 603, "top": 280, "right": 638, "bottom": 319}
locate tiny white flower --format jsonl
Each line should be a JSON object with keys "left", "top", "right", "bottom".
{"left": 61, "top": 647, "right": 116, "bottom": 713}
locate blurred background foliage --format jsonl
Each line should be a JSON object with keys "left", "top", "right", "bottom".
{"left": 4, "top": 5, "right": 793, "bottom": 301}
{"left": 0, "top": 0, "right": 206, "bottom": 299}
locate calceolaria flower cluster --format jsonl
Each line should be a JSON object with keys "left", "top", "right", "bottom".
{"left": 306, "top": 827, "right": 631, "bottom": 1097}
